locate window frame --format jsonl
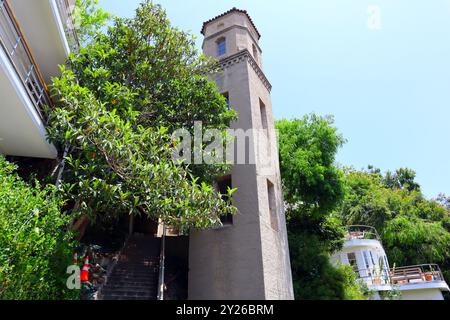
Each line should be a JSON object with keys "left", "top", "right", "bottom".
{"left": 217, "top": 37, "right": 226, "bottom": 57}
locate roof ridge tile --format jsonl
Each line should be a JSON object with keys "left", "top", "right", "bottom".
{"left": 201, "top": 8, "right": 261, "bottom": 39}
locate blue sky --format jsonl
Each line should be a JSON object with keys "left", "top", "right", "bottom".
{"left": 99, "top": 0, "right": 450, "bottom": 198}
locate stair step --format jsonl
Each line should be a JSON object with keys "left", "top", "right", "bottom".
{"left": 111, "top": 270, "right": 158, "bottom": 275}
{"left": 102, "top": 288, "right": 156, "bottom": 296}
{"left": 106, "top": 278, "right": 157, "bottom": 284}
{"left": 98, "top": 236, "right": 161, "bottom": 301}
{"left": 107, "top": 274, "right": 158, "bottom": 279}
{"left": 118, "top": 261, "right": 159, "bottom": 264}
{"left": 108, "top": 277, "right": 158, "bottom": 282}
{"left": 106, "top": 278, "right": 157, "bottom": 283}
{"left": 101, "top": 295, "right": 157, "bottom": 301}
{"left": 110, "top": 272, "right": 158, "bottom": 277}
{"left": 104, "top": 281, "right": 158, "bottom": 291}
{"left": 115, "top": 266, "right": 158, "bottom": 270}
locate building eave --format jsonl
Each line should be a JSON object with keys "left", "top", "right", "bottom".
{"left": 201, "top": 7, "right": 261, "bottom": 39}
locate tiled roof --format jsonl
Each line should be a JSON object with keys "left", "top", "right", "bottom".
{"left": 201, "top": 7, "right": 261, "bottom": 39}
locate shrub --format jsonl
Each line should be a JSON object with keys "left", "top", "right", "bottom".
{"left": 0, "top": 156, "right": 78, "bottom": 300}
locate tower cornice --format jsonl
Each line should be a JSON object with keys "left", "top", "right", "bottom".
{"left": 216, "top": 49, "right": 272, "bottom": 92}
{"left": 201, "top": 7, "right": 261, "bottom": 39}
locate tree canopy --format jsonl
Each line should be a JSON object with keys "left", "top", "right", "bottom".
{"left": 276, "top": 115, "right": 367, "bottom": 300}
{"left": 277, "top": 114, "right": 346, "bottom": 217}
{"left": 47, "top": 1, "right": 237, "bottom": 230}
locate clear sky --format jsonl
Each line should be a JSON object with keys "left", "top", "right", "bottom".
{"left": 99, "top": 0, "right": 450, "bottom": 198}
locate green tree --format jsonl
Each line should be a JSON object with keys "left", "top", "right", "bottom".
{"left": 436, "top": 194, "right": 450, "bottom": 211}
{"left": 277, "top": 115, "right": 367, "bottom": 300}
{"left": 383, "top": 168, "right": 421, "bottom": 193}
{"left": 47, "top": 1, "right": 237, "bottom": 231}
{"left": 74, "top": 0, "right": 110, "bottom": 43}
{"left": 277, "top": 114, "right": 346, "bottom": 216}
{"left": 339, "top": 169, "right": 393, "bottom": 231}
{"left": 0, "top": 157, "right": 77, "bottom": 300}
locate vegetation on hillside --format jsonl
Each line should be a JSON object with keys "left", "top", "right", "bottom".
{"left": 277, "top": 115, "right": 369, "bottom": 299}
{"left": 338, "top": 168, "right": 450, "bottom": 285}
{"left": 47, "top": 0, "right": 237, "bottom": 231}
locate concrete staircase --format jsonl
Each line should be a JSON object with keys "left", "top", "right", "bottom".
{"left": 99, "top": 235, "right": 161, "bottom": 300}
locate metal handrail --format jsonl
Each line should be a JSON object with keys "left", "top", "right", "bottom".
{"left": 54, "top": 0, "right": 79, "bottom": 52}
{"left": 345, "top": 225, "right": 381, "bottom": 241}
{"left": 0, "top": 0, "right": 53, "bottom": 119}
{"left": 157, "top": 223, "right": 166, "bottom": 300}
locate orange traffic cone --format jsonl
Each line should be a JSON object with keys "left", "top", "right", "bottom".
{"left": 80, "top": 256, "right": 90, "bottom": 282}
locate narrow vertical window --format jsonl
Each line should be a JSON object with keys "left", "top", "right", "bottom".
{"left": 218, "top": 175, "right": 233, "bottom": 225}
{"left": 267, "top": 180, "right": 278, "bottom": 231}
{"left": 259, "top": 99, "right": 268, "bottom": 131}
{"left": 217, "top": 37, "right": 226, "bottom": 56}
{"left": 347, "top": 253, "right": 358, "bottom": 272}
{"left": 363, "top": 251, "right": 372, "bottom": 276}
{"left": 223, "top": 92, "right": 230, "bottom": 110}
{"left": 252, "top": 43, "right": 258, "bottom": 62}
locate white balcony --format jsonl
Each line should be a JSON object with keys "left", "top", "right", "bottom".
{"left": 0, "top": 0, "right": 76, "bottom": 159}
{"left": 8, "top": 0, "right": 77, "bottom": 83}
{"left": 391, "top": 264, "right": 449, "bottom": 292}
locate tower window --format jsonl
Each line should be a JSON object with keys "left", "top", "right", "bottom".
{"left": 217, "top": 37, "right": 226, "bottom": 56}
{"left": 222, "top": 92, "right": 230, "bottom": 110}
{"left": 260, "top": 99, "right": 268, "bottom": 131}
{"left": 267, "top": 180, "right": 278, "bottom": 231}
{"left": 218, "top": 175, "right": 233, "bottom": 225}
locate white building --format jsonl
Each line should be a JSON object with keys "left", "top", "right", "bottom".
{"left": 0, "top": 0, "right": 76, "bottom": 159}
{"left": 332, "top": 225, "right": 449, "bottom": 300}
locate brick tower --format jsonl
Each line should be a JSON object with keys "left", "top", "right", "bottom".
{"left": 188, "top": 8, "right": 294, "bottom": 300}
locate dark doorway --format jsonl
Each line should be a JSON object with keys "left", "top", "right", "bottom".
{"left": 132, "top": 215, "right": 159, "bottom": 236}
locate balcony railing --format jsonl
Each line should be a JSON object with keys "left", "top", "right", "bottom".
{"left": 345, "top": 225, "right": 381, "bottom": 241}
{"left": 0, "top": 0, "right": 52, "bottom": 120}
{"left": 354, "top": 268, "right": 391, "bottom": 287}
{"left": 54, "top": 0, "right": 79, "bottom": 52}
{"left": 390, "top": 264, "right": 446, "bottom": 286}
{"left": 354, "top": 264, "right": 446, "bottom": 288}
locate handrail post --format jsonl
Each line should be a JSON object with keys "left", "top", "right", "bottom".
{"left": 157, "top": 223, "right": 166, "bottom": 300}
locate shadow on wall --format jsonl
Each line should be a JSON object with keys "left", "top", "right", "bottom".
{"left": 165, "top": 236, "right": 190, "bottom": 300}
